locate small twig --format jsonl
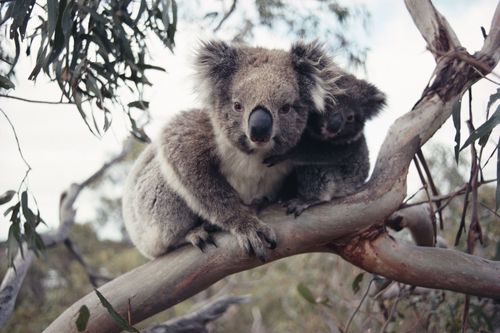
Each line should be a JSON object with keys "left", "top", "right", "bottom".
{"left": 0, "top": 108, "right": 31, "bottom": 171}
{"left": 63, "top": 238, "right": 112, "bottom": 287}
{"left": 413, "top": 157, "right": 437, "bottom": 244}
{"left": 461, "top": 295, "right": 470, "bottom": 333}
{"left": 345, "top": 277, "right": 374, "bottom": 333}
{"left": 480, "top": 202, "right": 500, "bottom": 218}
{"left": 416, "top": 150, "right": 443, "bottom": 229}
{"left": 0, "top": 94, "right": 75, "bottom": 105}
{"left": 466, "top": 120, "right": 483, "bottom": 252}
{"left": 402, "top": 186, "right": 424, "bottom": 205}
{"left": 402, "top": 179, "right": 496, "bottom": 209}
{"left": 379, "top": 286, "right": 403, "bottom": 333}
{"left": 213, "top": 0, "right": 237, "bottom": 32}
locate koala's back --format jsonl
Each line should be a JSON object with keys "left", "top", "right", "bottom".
{"left": 296, "top": 135, "right": 370, "bottom": 201}
{"left": 122, "top": 110, "right": 214, "bottom": 258}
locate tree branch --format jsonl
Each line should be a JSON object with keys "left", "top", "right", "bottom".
{"left": 43, "top": 1, "right": 500, "bottom": 332}
{"left": 141, "top": 295, "right": 249, "bottom": 333}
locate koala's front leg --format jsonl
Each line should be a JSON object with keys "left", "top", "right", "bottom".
{"left": 163, "top": 151, "right": 277, "bottom": 262}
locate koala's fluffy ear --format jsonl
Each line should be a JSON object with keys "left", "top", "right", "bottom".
{"left": 290, "top": 41, "right": 342, "bottom": 113}
{"left": 196, "top": 40, "right": 238, "bottom": 83}
{"left": 357, "top": 81, "right": 386, "bottom": 120}
{"left": 339, "top": 74, "right": 386, "bottom": 120}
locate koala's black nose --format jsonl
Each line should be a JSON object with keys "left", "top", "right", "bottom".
{"left": 327, "top": 112, "right": 344, "bottom": 134}
{"left": 248, "top": 107, "right": 273, "bottom": 143}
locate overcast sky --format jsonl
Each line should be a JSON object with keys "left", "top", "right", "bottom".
{"left": 0, "top": 0, "right": 498, "bottom": 239}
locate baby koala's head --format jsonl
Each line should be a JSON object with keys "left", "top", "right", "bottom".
{"left": 307, "top": 74, "right": 386, "bottom": 144}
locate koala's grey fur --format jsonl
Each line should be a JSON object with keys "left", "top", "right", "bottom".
{"left": 264, "top": 74, "right": 386, "bottom": 216}
{"left": 122, "top": 41, "right": 343, "bottom": 260}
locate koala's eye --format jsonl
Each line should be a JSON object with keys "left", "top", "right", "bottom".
{"left": 346, "top": 114, "right": 355, "bottom": 122}
{"left": 233, "top": 102, "right": 243, "bottom": 112}
{"left": 279, "top": 104, "right": 291, "bottom": 114}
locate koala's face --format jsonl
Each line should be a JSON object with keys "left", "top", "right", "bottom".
{"left": 307, "top": 74, "right": 386, "bottom": 144}
{"left": 196, "top": 41, "right": 341, "bottom": 155}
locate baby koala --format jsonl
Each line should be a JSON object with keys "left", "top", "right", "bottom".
{"left": 264, "top": 74, "right": 386, "bottom": 216}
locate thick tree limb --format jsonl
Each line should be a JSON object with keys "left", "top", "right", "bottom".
{"left": 43, "top": 2, "right": 500, "bottom": 332}
{"left": 0, "top": 147, "right": 128, "bottom": 328}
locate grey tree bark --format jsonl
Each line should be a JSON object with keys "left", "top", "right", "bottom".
{"left": 42, "top": 1, "right": 500, "bottom": 332}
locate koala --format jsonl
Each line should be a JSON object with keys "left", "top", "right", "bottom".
{"left": 122, "top": 41, "right": 343, "bottom": 261}
{"left": 264, "top": 74, "right": 386, "bottom": 216}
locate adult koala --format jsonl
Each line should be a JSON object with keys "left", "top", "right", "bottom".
{"left": 122, "top": 41, "right": 342, "bottom": 261}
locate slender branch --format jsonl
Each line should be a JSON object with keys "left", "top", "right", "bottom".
{"left": 0, "top": 94, "right": 75, "bottom": 105}
{"left": 0, "top": 108, "right": 31, "bottom": 171}
{"left": 412, "top": 157, "right": 437, "bottom": 244}
{"left": 345, "top": 277, "right": 374, "bottom": 333}
{"left": 213, "top": 0, "right": 237, "bottom": 32}
{"left": 402, "top": 179, "right": 496, "bottom": 209}
{"left": 64, "top": 238, "right": 112, "bottom": 288}
{"left": 416, "top": 150, "right": 443, "bottom": 229}
{"left": 379, "top": 286, "right": 402, "bottom": 333}
{"left": 141, "top": 295, "right": 250, "bottom": 333}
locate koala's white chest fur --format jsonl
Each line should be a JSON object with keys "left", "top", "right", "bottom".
{"left": 215, "top": 133, "right": 292, "bottom": 205}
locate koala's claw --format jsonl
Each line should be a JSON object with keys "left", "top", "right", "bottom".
{"left": 285, "top": 199, "right": 309, "bottom": 217}
{"left": 186, "top": 226, "right": 216, "bottom": 253}
{"left": 233, "top": 220, "right": 277, "bottom": 262}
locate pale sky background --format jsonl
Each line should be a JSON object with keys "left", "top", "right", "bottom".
{"left": 0, "top": 0, "right": 498, "bottom": 240}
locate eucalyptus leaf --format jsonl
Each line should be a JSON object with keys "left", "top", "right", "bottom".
{"left": 0, "top": 74, "right": 15, "bottom": 90}
{"left": 451, "top": 99, "right": 461, "bottom": 163}
{"left": 460, "top": 105, "right": 499, "bottom": 151}
{"left": 75, "top": 305, "right": 90, "bottom": 332}
{"left": 94, "top": 289, "right": 139, "bottom": 333}
{"left": 0, "top": 190, "right": 16, "bottom": 205}
{"left": 352, "top": 272, "right": 365, "bottom": 294}
{"left": 47, "top": 0, "right": 59, "bottom": 39}
{"left": 297, "top": 283, "right": 317, "bottom": 304}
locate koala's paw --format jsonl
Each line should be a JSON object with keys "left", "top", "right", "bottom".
{"left": 185, "top": 226, "right": 217, "bottom": 253}
{"left": 232, "top": 218, "right": 277, "bottom": 262}
{"left": 249, "top": 196, "right": 271, "bottom": 213}
{"left": 285, "top": 199, "right": 311, "bottom": 217}
{"left": 263, "top": 154, "right": 286, "bottom": 167}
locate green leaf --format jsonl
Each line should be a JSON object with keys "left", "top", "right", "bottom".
{"left": 0, "top": 75, "right": 15, "bottom": 90}
{"left": 128, "top": 101, "right": 150, "bottom": 110}
{"left": 0, "top": 190, "right": 16, "bottom": 205}
{"left": 352, "top": 272, "right": 365, "bottom": 294}
{"left": 94, "top": 289, "right": 139, "bottom": 333}
{"left": 297, "top": 283, "right": 317, "bottom": 304}
{"left": 460, "top": 105, "right": 499, "bottom": 151}
{"left": 486, "top": 88, "right": 500, "bottom": 114}
{"left": 451, "top": 99, "right": 461, "bottom": 163}
{"left": 75, "top": 305, "right": 90, "bottom": 332}
{"left": 47, "top": 0, "right": 59, "bottom": 39}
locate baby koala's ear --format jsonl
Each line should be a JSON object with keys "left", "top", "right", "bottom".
{"left": 290, "top": 40, "right": 342, "bottom": 114}
{"left": 338, "top": 74, "right": 386, "bottom": 120}
{"left": 359, "top": 82, "right": 386, "bottom": 120}
{"left": 196, "top": 40, "right": 239, "bottom": 84}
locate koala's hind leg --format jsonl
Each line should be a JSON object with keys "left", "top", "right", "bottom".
{"left": 123, "top": 146, "right": 200, "bottom": 258}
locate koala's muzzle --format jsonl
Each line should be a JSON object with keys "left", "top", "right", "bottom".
{"left": 326, "top": 111, "right": 344, "bottom": 135}
{"left": 248, "top": 107, "right": 273, "bottom": 143}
